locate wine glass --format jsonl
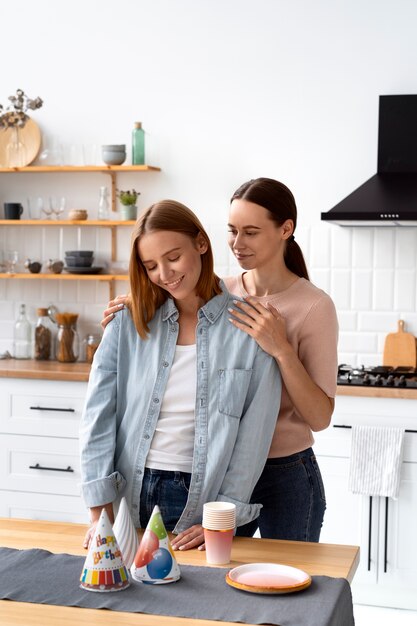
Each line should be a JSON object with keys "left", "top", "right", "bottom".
{"left": 41, "top": 197, "right": 52, "bottom": 219}
{"left": 50, "top": 196, "right": 66, "bottom": 219}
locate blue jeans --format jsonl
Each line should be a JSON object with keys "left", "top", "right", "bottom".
{"left": 139, "top": 468, "right": 191, "bottom": 530}
{"left": 236, "top": 448, "right": 326, "bottom": 542}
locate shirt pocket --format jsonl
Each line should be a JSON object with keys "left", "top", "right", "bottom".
{"left": 218, "top": 368, "right": 253, "bottom": 418}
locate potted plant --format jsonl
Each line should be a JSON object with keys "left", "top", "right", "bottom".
{"left": 116, "top": 189, "right": 140, "bottom": 221}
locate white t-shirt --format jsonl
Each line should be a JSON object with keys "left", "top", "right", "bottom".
{"left": 145, "top": 344, "right": 196, "bottom": 472}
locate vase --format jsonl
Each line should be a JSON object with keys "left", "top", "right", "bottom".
{"left": 6, "top": 126, "right": 27, "bottom": 167}
{"left": 119, "top": 205, "right": 137, "bottom": 221}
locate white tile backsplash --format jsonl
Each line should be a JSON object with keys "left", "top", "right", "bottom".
{"left": 1, "top": 222, "right": 417, "bottom": 366}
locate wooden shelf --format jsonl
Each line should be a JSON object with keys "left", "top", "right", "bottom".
{"left": 0, "top": 273, "right": 129, "bottom": 281}
{"left": 0, "top": 165, "right": 160, "bottom": 173}
{"left": 0, "top": 220, "right": 135, "bottom": 226}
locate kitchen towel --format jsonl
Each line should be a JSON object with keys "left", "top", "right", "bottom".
{"left": 0, "top": 547, "right": 354, "bottom": 626}
{"left": 348, "top": 425, "right": 405, "bottom": 498}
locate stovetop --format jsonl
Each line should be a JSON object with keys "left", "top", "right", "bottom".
{"left": 337, "top": 364, "right": 417, "bottom": 389}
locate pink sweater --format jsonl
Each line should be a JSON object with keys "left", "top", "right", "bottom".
{"left": 224, "top": 274, "right": 338, "bottom": 458}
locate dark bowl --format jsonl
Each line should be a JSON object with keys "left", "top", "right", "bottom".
{"left": 65, "top": 256, "right": 94, "bottom": 267}
{"left": 65, "top": 250, "right": 94, "bottom": 257}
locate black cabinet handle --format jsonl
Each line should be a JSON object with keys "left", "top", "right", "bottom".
{"left": 29, "top": 463, "right": 74, "bottom": 473}
{"left": 333, "top": 425, "right": 417, "bottom": 433}
{"left": 368, "top": 496, "right": 373, "bottom": 571}
{"left": 30, "top": 406, "right": 75, "bottom": 413}
{"left": 384, "top": 497, "right": 389, "bottom": 573}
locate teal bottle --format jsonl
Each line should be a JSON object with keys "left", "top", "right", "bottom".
{"left": 132, "top": 121, "right": 145, "bottom": 165}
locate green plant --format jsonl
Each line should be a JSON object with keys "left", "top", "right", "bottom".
{"left": 116, "top": 189, "right": 140, "bottom": 206}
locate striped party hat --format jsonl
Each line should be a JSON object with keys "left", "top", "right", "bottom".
{"left": 80, "top": 508, "right": 130, "bottom": 592}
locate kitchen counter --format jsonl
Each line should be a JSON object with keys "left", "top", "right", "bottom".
{"left": 0, "top": 359, "right": 90, "bottom": 382}
{"left": 1, "top": 359, "right": 417, "bottom": 398}
{"left": 0, "top": 518, "right": 359, "bottom": 626}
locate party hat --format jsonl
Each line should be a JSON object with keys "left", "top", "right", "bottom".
{"left": 80, "top": 508, "right": 130, "bottom": 592}
{"left": 131, "top": 505, "right": 181, "bottom": 584}
{"left": 113, "top": 497, "right": 139, "bottom": 569}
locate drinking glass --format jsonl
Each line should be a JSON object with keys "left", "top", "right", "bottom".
{"left": 27, "top": 196, "right": 44, "bottom": 220}
{"left": 41, "top": 198, "right": 52, "bottom": 219}
{"left": 6, "top": 250, "right": 19, "bottom": 274}
{"left": 50, "top": 196, "right": 66, "bottom": 219}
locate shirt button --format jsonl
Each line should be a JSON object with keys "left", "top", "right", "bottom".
{"left": 144, "top": 434, "right": 150, "bottom": 440}
{"left": 209, "top": 313, "right": 214, "bottom": 319}
{"left": 163, "top": 361, "right": 169, "bottom": 367}
{"left": 153, "top": 397, "right": 159, "bottom": 403}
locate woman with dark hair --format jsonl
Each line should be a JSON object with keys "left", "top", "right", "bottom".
{"left": 102, "top": 179, "right": 338, "bottom": 544}
{"left": 223, "top": 177, "right": 338, "bottom": 542}
{"left": 80, "top": 199, "right": 281, "bottom": 550}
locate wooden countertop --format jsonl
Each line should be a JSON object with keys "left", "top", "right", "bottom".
{"left": 0, "top": 359, "right": 90, "bottom": 382}
{"left": 1, "top": 359, "right": 417, "bottom": 398}
{"left": 0, "top": 518, "right": 359, "bottom": 626}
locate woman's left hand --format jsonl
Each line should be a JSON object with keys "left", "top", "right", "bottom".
{"left": 171, "top": 524, "right": 205, "bottom": 551}
{"left": 228, "top": 296, "right": 291, "bottom": 360}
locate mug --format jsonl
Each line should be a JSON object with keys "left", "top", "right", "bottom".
{"left": 4, "top": 203, "right": 23, "bottom": 220}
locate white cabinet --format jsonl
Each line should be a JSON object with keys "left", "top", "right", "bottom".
{"left": 0, "top": 377, "right": 88, "bottom": 524}
{"left": 314, "top": 395, "right": 417, "bottom": 609}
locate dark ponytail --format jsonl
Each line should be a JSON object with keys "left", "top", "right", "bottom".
{"left": 231, "top": 177, "right": 309, "bottom": 280}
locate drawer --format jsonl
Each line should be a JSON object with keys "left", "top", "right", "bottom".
{"left": 0, "top": 434, "right": 81, "bottom": 496}
{"left": 0, "top": 378, "right": 87, "bottom": 437}
{"left": 0, "top": 489, "right": 88, "bottom": 524}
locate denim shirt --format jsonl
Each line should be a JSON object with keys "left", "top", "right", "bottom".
{"left": 80, "top": 282, "right": 281, "bottom": 533}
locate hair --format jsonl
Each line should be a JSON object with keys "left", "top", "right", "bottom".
{"left": 230, "top": 177, "right": 309, "bottom": 280}
{"left": 128, "top": 199, "right": 221, "bottom": 338}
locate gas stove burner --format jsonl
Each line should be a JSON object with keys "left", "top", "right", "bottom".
{"left": 337, "top": 364, "right": 417, "bottom": 388}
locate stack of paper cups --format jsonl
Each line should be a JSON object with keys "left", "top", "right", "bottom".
{"left": 202, "top": 502, "right": 236, "bottom": 565}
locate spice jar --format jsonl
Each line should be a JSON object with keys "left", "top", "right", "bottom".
{"left": 55, "top": 313, "right": 79, "bottom": 363}
{"left": 85, "top": 333, "right": 101, "bottom": 363}
{"left": 35, "top": 307, "right": 53, "bottom": 360}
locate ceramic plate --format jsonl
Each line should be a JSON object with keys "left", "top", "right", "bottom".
{"left": 225, "top": 562, "right": 311, "bottom": 595}
{"left": 0, "top": 118, "right": 42, "bottom": 167}
{"left": 64, "top": 266, "right": 103, "bottom": 275}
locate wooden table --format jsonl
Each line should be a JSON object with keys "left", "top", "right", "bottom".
{"left": 0, "top": 518, "right": 359, "bottom": 626}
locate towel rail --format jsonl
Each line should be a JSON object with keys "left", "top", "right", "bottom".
{"left": 333, "top": 425, "right": 417, "bottom": 433}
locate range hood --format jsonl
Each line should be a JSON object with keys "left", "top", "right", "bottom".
{"left": 321, "top": 95, "right": 417, "bottom": 225}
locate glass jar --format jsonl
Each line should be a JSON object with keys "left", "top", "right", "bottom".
{"left": 35, "top": 307, "right": 53, "bottom": 360}
{"left": 84, "top": 333, "right": 101, "bottom": 363}
{"left": 56, "top": 324, "right": 79, "bottom": 362}
{"left": 98, "top": 186, "right": 110, "bottom": 220}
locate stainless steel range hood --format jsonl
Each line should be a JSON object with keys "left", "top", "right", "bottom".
{"left": 321, "top": 95, "right": 417, "bottom": 226}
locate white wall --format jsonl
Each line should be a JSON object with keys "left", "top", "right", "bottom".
{"left": 1, "top": 0, "right": 417, "bottom": 363}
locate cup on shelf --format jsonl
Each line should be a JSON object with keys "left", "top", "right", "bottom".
{"left": 27, "top": 197, "right": 43, "bottom": 220}
{"left": 202, "top": 502, "right": 236, "bottom": 565}
{"left": 6, "top": 250, "right": 19, "bottom": 274}
{"left": 4, "top": 203, "right": 23, "bottom": 220}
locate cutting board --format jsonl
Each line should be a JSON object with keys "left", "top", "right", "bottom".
{"left": 383, "top": 320, "right": 417, "bottom": 367}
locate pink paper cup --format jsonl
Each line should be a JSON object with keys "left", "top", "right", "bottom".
{"left": 203, "top": 528, "right": 234, "bottom": 565}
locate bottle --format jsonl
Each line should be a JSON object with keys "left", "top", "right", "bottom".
{"left": 132, "top": 121, "right": 145, "bottom": 165}
{"left": 83, "top": 333, "right": 101, "bottom": 363}
{"left": 13, "top": 303, "right": 32, "bottom": 359}
{"left": 98, "top": 186, "right": 110, "bottom": 220}
{"left": 34, "top": 308, "right": 53, "bottom": 360}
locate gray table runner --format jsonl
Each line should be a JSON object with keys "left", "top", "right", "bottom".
{"left": 0, "top": 547, "right": 354, "bottom": 626}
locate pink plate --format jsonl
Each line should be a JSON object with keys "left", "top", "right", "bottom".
{"left": 225, "top": 562, "right": 312, "bottom": 594}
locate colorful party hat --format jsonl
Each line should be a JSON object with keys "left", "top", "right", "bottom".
{"left": 131, "top": 505, "right": 181, "bottom": 584}
{"left": 113, "top": 497, "right": 139, "bottom": 569}
{"left": 80, "top": 508, "right": 130, "bottom": 592}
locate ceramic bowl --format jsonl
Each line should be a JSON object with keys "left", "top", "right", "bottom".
{"left": 65, "top": 250, "right": 94, "bottom": 257}
{"left": 102, "top": 144, "right": 126, "bottom": 166}
{"left": 65, "top": 256, "right": 93, "bottom": 267}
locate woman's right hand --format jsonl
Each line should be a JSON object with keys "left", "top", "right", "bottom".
{"left": 101, "top": 294, "right": 128, "bottom": 329}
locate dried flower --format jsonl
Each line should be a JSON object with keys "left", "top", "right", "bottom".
{"left": 0, "top": 88, "right": 43, "bottom": 130}
{"left": 116, "top": 189, "right": 140, "bottom": 206}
